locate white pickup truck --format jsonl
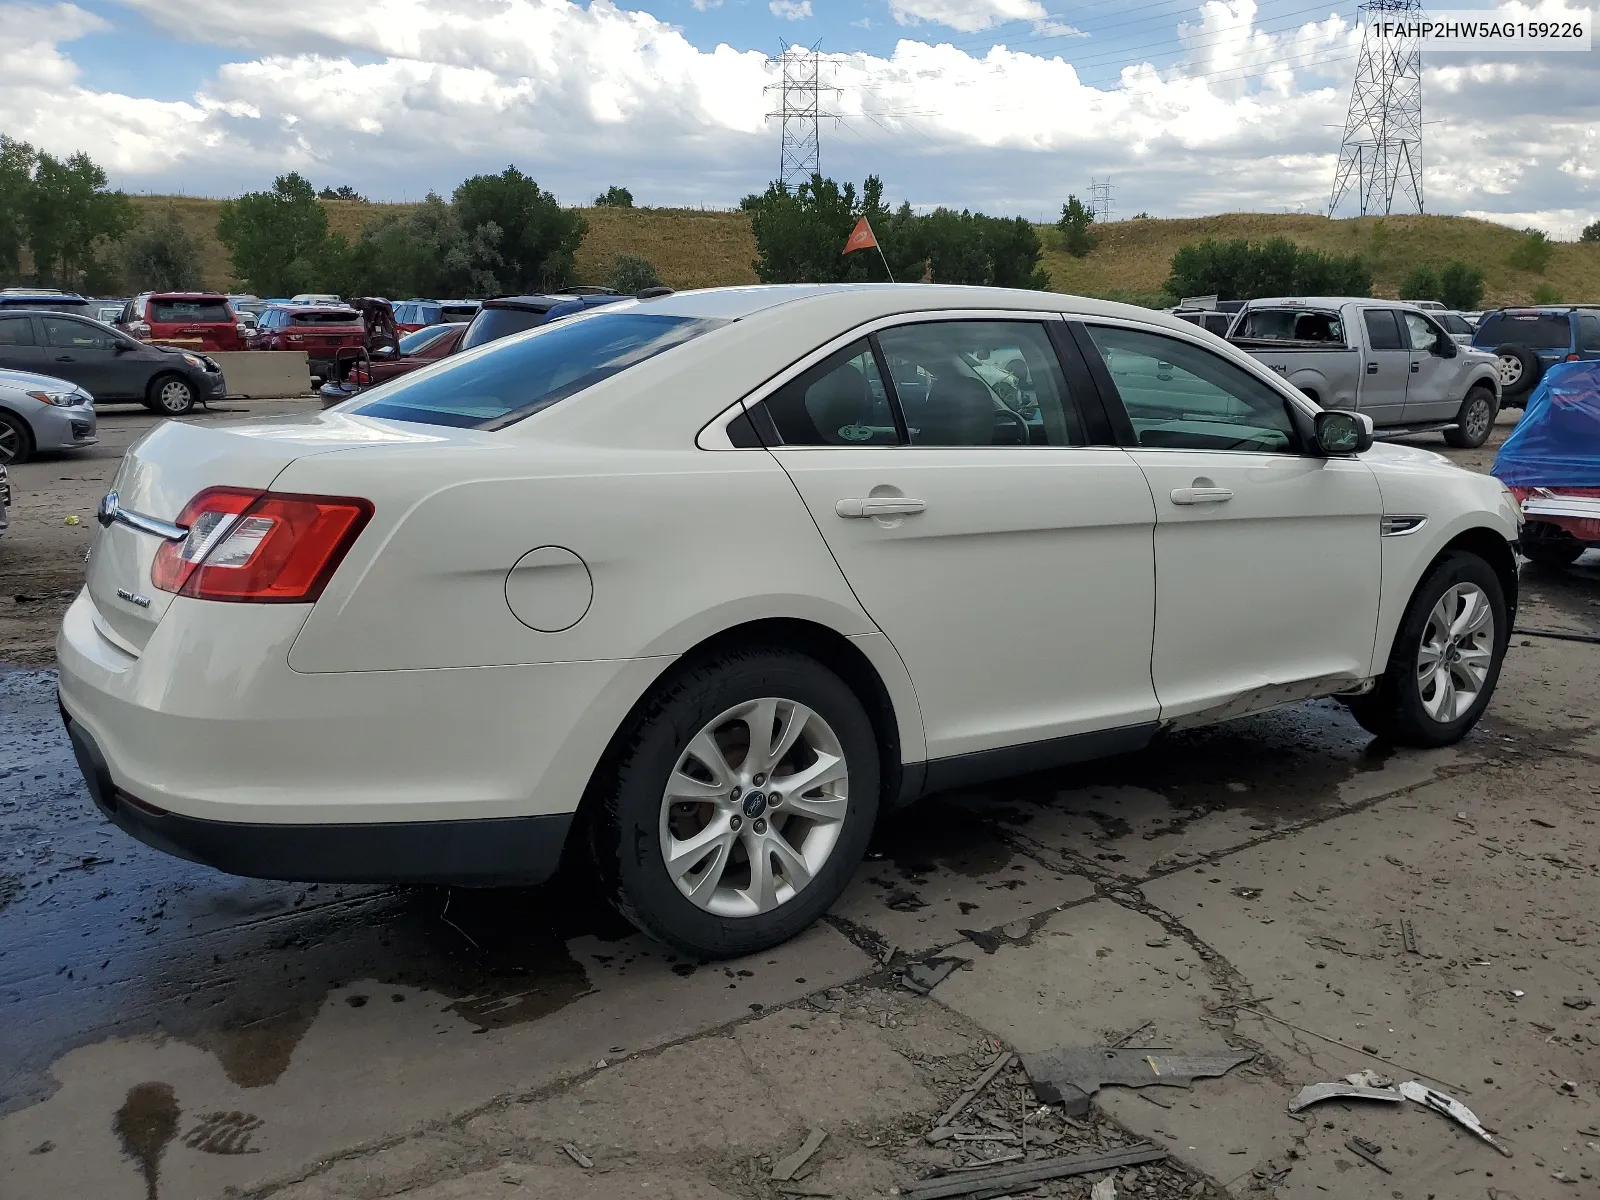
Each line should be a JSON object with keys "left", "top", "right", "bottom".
{"left": 1226, "top": 297, "right": 1502, "bottom": 448}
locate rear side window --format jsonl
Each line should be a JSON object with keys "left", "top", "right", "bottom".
{"left": 0, "top": 315, "right": 35, "bottom": 346}
{"left": 151, "top": 299, "right": 232, "bottom": 323}
{"left": 460, "top": 306, "right": 553, "bottom": 350}
{"left": 354, "top": 311, "right": 726, "bottom": 429}
{"left": 1578, "top": 315, "right": 1600, "bottom": 352}
{"left": 1236, "top": 309, "right": 1345, "bottom": 344}
{"left": 1362, "top": 309, "right": 1405, "bottom": 350}
{"left": 763, "top": 340, "right": 899, "bottom": 446}
{"left": 1476, "top": 313, "right": 1573, "bottom": 349}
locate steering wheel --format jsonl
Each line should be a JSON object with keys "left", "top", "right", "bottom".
{"left": 994, "top": 406, "right": 1030, "bottom": 443}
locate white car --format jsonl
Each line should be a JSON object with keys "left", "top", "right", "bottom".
{"left": 58, "top": 285, "right": 1522, "bottom": 957}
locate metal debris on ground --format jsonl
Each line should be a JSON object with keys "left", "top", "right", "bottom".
{"left": 1400, "top": 917, "right": 1419, "bottom": 954}
{"left": 772, "top": 1128, "right": 827, "bottom": 1181}
{"left": 1288, "top": 1081, "right": 1403, "bottom": 1113}
{"left": 1019, "top": 1047, "right": 1255, "bottom": 1116}
{"left": 900, "top": 957, "right": 968, "bottom": 996}
{"left": 1398, "top": 1080, "right": 1513, "bottom": 1157}
{"left": 932, "top": 1050, "right": 1015, "bottom": 1128}
{"left": 901, "top": 1144, "right": 1167, "bottom": 1200}
{"left": 1563, "top": 995, "right": 1593, "bottom": 1010}
{"left": 1344, "top": 1137, "right": 1391, "bottom": 1174}
{"left": 560, "top": 1143, "right": 593, "bottom": 1168}
{"left": 1343, "top": 1069, "right": 1394, "bottom": 1088}
{"left": 1090, "top": 1176, "right": 1117, "bottom": 1199}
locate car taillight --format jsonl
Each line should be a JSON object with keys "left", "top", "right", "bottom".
{"left": 1566, "top": 353, "right": 1582, "bottom": 362}
{"left": 130, "top": 321, "right": 151, "bottom": 338}
{"left": 152, "top": 486, "right": 373, "bottom": 603}
{"left": 287, "top": 333, "right": 305, "bottom": 343}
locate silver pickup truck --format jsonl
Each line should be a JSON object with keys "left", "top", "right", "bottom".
{"left": 1225, "top": 297, "right": 1502, "bottom": 448}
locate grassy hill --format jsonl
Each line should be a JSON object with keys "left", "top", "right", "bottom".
{"left": 131, "top": 195, "right": 1595, "bottom": 306}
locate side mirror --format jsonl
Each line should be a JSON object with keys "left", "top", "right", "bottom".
{"left": 113, "top": 341, "right": 135, "bottom": 354}
{"left": 1437, "top": 337, "right": 1457, "bottom": 358}
{"left": 1313, "top": 409, "right": 1373, "bottom": 456}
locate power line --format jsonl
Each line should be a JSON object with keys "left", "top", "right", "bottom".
{"left": 765, "top": 41, "right": 841, "bottom": 189}
{"left": 1328, "top": 0, "right": 1423, "bottom": 215}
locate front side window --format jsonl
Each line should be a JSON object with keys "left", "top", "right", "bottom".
{"left": 1362, "top": 309, "right": 1405, "bottom": 350}
{"left": 763, "top": 340, "right": 899, "bottom": 446}
{"left": 876, "top": 321, "right": 1084, "bottom": 447}
{"left": 1402, "top": 312, "right": 1446, "bottom": 354}
{"left": 42, "top": 317, "right": 114, "bottom": 350}
{"left": 0, "top": 315, "right": 36, "bottom": 346}
{"left": 1085, "top": 324, "right": 1298, "bottom": 454}
{"left": 354, "top": 311, "right": 726, "bottom": 429}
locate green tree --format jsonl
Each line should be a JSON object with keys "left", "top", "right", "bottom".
{"left": 1533, "top": 283, "right": 1564, "bottom": 304}
{"left": 119, "top": 205, "right": 203, "bottom": 291}
{"left": 25, "top": 150, "right": 134, "bottom": 289}
{"left": 216, "top": 172, "right": 331, "bottom": 295}
{"left": 317, "top": 184, "right": 368, "bottom": 202}
{"left": 452, "top": 166, "right": 586, "bottom": 292}
{"left": 1398, "top": 265, "right": 1440, "bottom": 303}
{"left": 1056, "top": 195, "right": 1095, "bottom": 258}
{"left": 1582, "top": 219, "right": 1600, "bottom": 243}
{"left": 331, "top": 194, "right": 503, "bottom": 299}
{"left": 1165, "top": 237, "right": 1370, "bottom": 302}
{"left": 978, "top": 215, "right": 1050, "bottom": 289}
{"left": 594, "top": 185, "right": 634, "bottom": 208}
{"left": 1509, "top": 228, "right": 1552, "bottom": 272}
{"left": 0, "top": 135, "right": 36, "bottom": 284}
{"left": 1438, "top": 261, "right": 1485, "bottom": 311}
{"left": 608, "top": 252, "right": 662, "bottom": 292}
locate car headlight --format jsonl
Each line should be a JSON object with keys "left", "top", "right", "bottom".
{"left": 181, "top": 351, "right": 208, "bottom": 369}
{"left": 26, "top": 389, "right": 90, "bottom": 407}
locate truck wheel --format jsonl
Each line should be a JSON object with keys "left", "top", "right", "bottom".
{"left": 1444, "top": 385, "right": 1497, "bottom": 449}
{"left": 1345, "top": 551, "right": 1507, "bottom": 747}
{"left": 1492, "top": 344, "right": 1541, "bottom": 400}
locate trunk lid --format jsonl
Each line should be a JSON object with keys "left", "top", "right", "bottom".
{"left": 84, "top": 413, "right": 434, "bottom": 653}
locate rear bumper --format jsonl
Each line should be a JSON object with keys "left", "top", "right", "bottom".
{"left": 63, "top": 709, "right": 573, "bottom": 885}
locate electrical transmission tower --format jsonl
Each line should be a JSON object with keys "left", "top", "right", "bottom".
{"left": 767, "top": 42, "right": 837, "bottom": 191}
{"left": 1089, "top": 178, "right": 1114, "bottom": 223}
{"left": 1328, "top": 0, "right": 1424, "bottom": 217}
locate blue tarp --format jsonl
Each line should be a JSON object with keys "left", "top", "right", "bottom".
{"left": 1492, "top": 361, "right": 1600, "bottom": 489}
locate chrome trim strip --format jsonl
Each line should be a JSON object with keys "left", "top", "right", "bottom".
{"left": 1380, "top": 514, "right": 1429, "bottom": 536}
{"left": 96, "top": 490, "right": 188, "bottom": 542}
{"left": 1523, "top": 496, "right": 1600, "bottom": 520}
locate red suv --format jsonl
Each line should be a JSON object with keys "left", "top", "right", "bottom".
{"left": 118, "top": 292, "right": 245, "bottom": 351}
{"left": 253, "top": 304, "right": 368, "bottom": 381}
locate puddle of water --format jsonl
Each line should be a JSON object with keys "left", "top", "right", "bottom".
{"left": 112, "top": 1081, "right": 179, "bottom": 1200}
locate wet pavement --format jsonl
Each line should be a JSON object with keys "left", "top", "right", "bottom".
{"left": 3, "top": 407, "right": 1599, "bottom": 1198}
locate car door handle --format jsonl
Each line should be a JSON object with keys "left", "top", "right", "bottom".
{"left": 836, "top": 497, "right": 926, "bottom": 519}
{"left": 1366, "top": 362, "right": 1378, "bottom": 374}
{"left": 1410, "top": 361, "right": 1420, "bottom": 373}
{"left": 1170, "top": 487, "right": 1234, "bottom": 505}
{"left": 55, "top": 355, "right": 74, "bottom": 362}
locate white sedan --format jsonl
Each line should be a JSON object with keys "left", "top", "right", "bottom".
{"left": 58, "top": 285, "right": 1521, "bottom": 956}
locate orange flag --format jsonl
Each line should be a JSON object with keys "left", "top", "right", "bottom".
{"left": 843, "top": 217, "right": 878, "bottom": 255}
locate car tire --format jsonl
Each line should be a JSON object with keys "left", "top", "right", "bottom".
{"left": 1345, "top": 551, "right": 1508, "bottom": 748}
{"left": 1492, "top": 343, "right": 1541, "bottom": 399}
{"left": 596, "top": 647, "right": 880, "bottom": 958}
{"left": 0, "top": 409, "right": 34, "bottom": 465}
{"left": 147, "top": 374, "right": 196, "bottom": 416}
{"left": 1443, "top": 385, "right": 1498, "bottom": 449}
{"left": 1521, "top": 530, "right": 1585, "bottom": 569}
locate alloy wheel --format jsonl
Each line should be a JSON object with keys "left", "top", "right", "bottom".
{"left": 1495, "top": 355, "right": 1523, "bottom": 388}
{"left": 1416, "top": 582, "right": 1495, "bottom": 723}
{"left": 158, "top": 380, "right": 193, "bottom": 413}
{"left": 659, "top": 697, "right": 849, "bottom": 917}
{"left": 1463, "top": 395, "right": 1493, "bottom": 442}
{"left": 0, "top": 420, "right": 19, "bottom": 464}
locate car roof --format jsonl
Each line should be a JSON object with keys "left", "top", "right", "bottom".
{"left": 147, "top": 291, "right": 230, "bottom": 301}
{"left": 1239, "top": 296, "right": 1422, "bottom": 309}
{"left": 1486, "top": 307, "right": 1577, "bottom": 316}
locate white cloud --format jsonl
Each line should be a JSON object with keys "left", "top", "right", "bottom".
{"left": 690, "top": 0, "right": 721, "bottom": 9}
{"left": 1462, "top": 208, "right": 1593, "bottom": 240}
{"left": 0, "top": 0, "right": 1590, "bottom": 226}
{"left": 1030, "top": 20, "right": 1084, "bottom": 38}
{"left": 768, "top": 0, "right": 811, "bottom": 18}
{"left": 888, "top": 0, "right": 1047, "bottom": 33}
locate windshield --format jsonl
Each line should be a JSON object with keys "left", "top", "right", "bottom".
{"left": 398, "top": 325, "right": 458, "bottom": 354}
{"left": 152, "top": 299, "right": 232, "bottom": 323}
{"left": 354, "top": 312, "right": 726, "bottom": 429}
{"left": 1476, "top": 313, "right": 1571, "bottom": 349}
{"left": 1437, "top": 313, "right": 1473, "bottom": 335}
{"left": 460, "top": 305, "right": 554, "bottom": 350}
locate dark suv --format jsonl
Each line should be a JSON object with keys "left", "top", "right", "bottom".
{"left": 458, "top": 292, "right": 637, "bottom": 352}
{"left": 0, "top": 310, "right": 226, "bottom": 414}
{"left": 1472, "top": 308, "right": 1600, "bottom": 404}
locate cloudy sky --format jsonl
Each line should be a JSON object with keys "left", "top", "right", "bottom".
{"left": 0, "top": 0, "right": 1594, "bottom": 234}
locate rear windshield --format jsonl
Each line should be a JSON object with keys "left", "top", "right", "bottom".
{"left": 459, "top": 305, "right": 553, "bottom": 350}
{"left": 1476, "top": 313, "right": 1571, "bottom": 349}
{"left": 1233, "top": 309, "right": 1345, "bottom": 344}
{"left": 440, "top": 305, "right": 479, "bottom": 322}
{"left": 151, "top": 299, "right": 232, "bottom": 323}
{"left": 290, "top": 310, "right": 361, "bottom": 325}
{"left": 354, "top": 311, "right": 726, "bottom": 429}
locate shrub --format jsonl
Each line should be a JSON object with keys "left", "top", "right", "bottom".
{"left": 609, "top": 252, "right": 661, "bottom": 292}
{"left": 1438, "top": 261, "right": 1485, "bottom": 311}
{"left": 595, "top": 185, "right": 634, "bottom": 208}
{"left": 1533, "top": 283, "right": 1564, "bottom": 304}
{"left": 1398, "top": 265, "right": 1439, "bottom": 303}
{"left": 1056, "top": 196, "right": 1095, "bottom": 258}
{"left": 1509, "top": 228, "right": 1552, "bottom": 273}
